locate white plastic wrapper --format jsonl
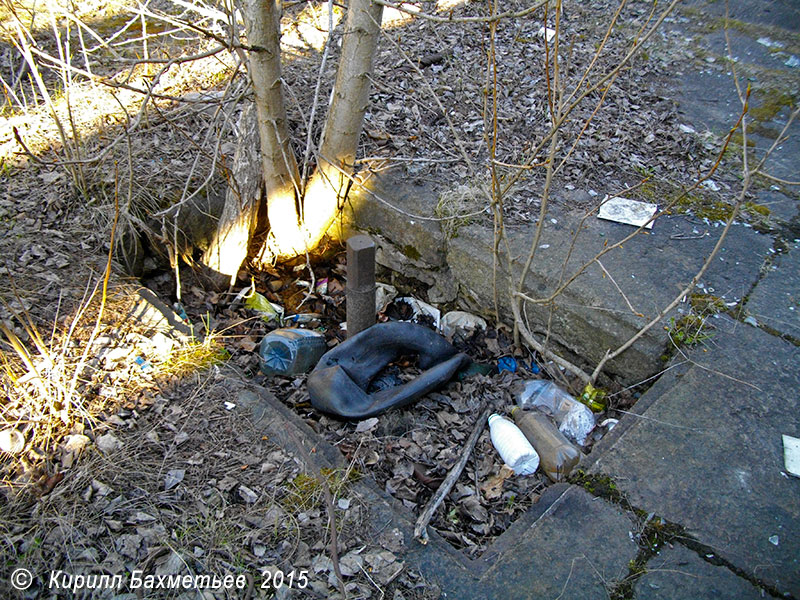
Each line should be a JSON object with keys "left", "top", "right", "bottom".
{"left": 518, "top": 380, "right": 595, "bottom": 446}
{"left": 441, "top": 310, "right": 487, "bottom": 339}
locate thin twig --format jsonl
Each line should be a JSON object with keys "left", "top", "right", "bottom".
{"left": 414, "top": 404, "right": 493, "bottom": 545}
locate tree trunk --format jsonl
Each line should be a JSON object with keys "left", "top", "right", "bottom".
{"left": 301, "top": 0, "right": 384, "bottom": 248}
{"left": 244, "top": 0, "right": 304, "bottom": 258}
{"left": 206, "top": 0, "right": 383, "bottom": 275}
{"left": 201, "top": 105, "right": 261, "bottom": 282}
{"left": 205, "top": 0, "right": 302, "bottom": 279}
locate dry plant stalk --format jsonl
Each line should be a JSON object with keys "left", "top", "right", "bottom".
{"left": 414, "top": 404, "right": 492, "bottom": 544}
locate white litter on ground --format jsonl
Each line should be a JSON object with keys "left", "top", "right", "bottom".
{"left": 782, "top": 434, "right": 800, "bottom": 477}
{"left": 598, "top": 196, "right": 658, "bottom": 229}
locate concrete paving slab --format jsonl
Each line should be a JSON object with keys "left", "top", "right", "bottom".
{"left": 756, "top": 189, "right": 799, "bottom": 225}
{"left": 746, "top": 242, "right": 800, "bottom": 341}
{"left": 477, "top": 486, "right": 639, "bottom": 600}
{"left": 684, "top": 0, "right": 800, "bottom": 32}
{"left": 635, "top": 544, "right": 767, "bottom": 599}
{"left": 591, "top": 315, "right": 800, "bottom": 596}
{"left": 677, "top": 69, "right": 742, "bottom": 134}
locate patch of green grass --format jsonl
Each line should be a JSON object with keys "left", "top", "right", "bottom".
{"left": 749, "top": 91, "right": 795, "bottom": 123}
{"left": 158, "top": 337, "right": 229, "bottom": 378}
{"left": 279, "top": 467, "right": 361, "bottom": 513}
{"left": 666, "top": 314, "right": 714, "bottom": 348}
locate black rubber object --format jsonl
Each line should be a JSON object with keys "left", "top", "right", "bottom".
{"left": 308, "top": 321, "right": 471, "bottom": 419}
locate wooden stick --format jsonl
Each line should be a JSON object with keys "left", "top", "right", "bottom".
{"left": 414, "top": 405, "right": 493, "bottom": 544}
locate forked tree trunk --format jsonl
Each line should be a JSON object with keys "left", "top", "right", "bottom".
{"left": 204, "top": 0, "right": 382, "bottom": 277}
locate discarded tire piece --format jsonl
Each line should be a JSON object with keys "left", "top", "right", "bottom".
{"left": 308, "top": 321, "right": 471, "bottom": 419}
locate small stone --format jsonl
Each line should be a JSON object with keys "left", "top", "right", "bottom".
{"left": 339, "top": 550, "right": 364, "bottom": 577}
{"left": 238, "top": 485, "right": 259, "bottom": 504}
{"left": 96, "top": 433, "right": 122, "bottom": 453}
{"left": 337, "top": 498, "right": 351, "bottom": 510}
{"left": 63, "top": 433, "right": 90, "bottom": 453}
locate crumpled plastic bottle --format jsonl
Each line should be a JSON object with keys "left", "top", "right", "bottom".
{"left": 259, "top": 329, "right": 327, "bottom": 376}
{"left": 516, "top": 380, "right": 596, "bottom": 446}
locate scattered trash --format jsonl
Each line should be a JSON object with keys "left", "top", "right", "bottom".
{"left": 537, "top": 26, "right": 556, "bottom": 42}
{"left": 223, "top": 401, "right": 236, "bottom": 411}
{"left": 512, "top": 407, "right": 579, "bottom": 482}
{"left": 440, "top": 310, "right": 487, "bottom": 340}
{"left": 259, "top": 329, "right": 327, "bottom": 376}
{"left": 394, "top": 297, "right": 441, "bottom": 329}
{"left": 516, "top": 380, "right": 596, "bottom": 446}
{"left": 134, "top": 356, "right": 153, "bottom": 373}
{"left": 679, "top": 124, "right": 697, "bottom": 134}
{"left": 0, "top": 428, "right": 25, "bottom": 454}
{"left": 783, "top": 434, "right": 800, "bottom": 478}
{"left": 598, "top": 195, "right": 658, "bottom": 229}
{"left": 246, "top": 291, "right": 284, "bottom": 323}
{"left": 308, "top": 321, "right": 470, "bottom": 419}
{"left": 337, "top": 498, "right": 351, "bottom": 510}
{"left": 599, "top": 418, "right": 619, "bottom": 431}
{"left": 769, "top": 535, "right": 780, "bottom": 546}
{"left": 497, "top": 356, "right": 517, "bottom": 373}
{"left": 375, "top": 282, "right": 398, "bottom": 312}
{"left": 173, "top": 302, "right": 190, "bottom": 325}
{"left": 579, "top": 383, "right": 608, "bottom": 412}
{"left": 315, "top": 278, "right": 329, "bottom": 295}
{"left": 701, "top": 180, "right": 720, "bottom": 192}
{"left": 487, "top": 414, "right": 539, "bottom": 476}
{"left": 164, "top": 469, "right": 185, "bottom": 491}
{"left": 743, "top": 316, "right": 759, "bottom": 327}
{"left": 283, "top": 313, "right": 324, "bottom": 325}
{"left": 786, "top": 55, "right": 800, "bottom": 68}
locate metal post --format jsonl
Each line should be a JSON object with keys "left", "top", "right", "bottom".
{"left": 346, "top": 235, "right": 376, "bottom": 337}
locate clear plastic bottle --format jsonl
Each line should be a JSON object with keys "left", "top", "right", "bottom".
{"left": 516, "top": 380, "right": 596, "bottom": 446}
{"left": 487, "top": 414, "right": 540, "bottom": 475}
{"left": 259, "top": 329, "right": 327, "bottom": 376}
{"left": 512, "top": 407, "right": 580, "bottom": 482}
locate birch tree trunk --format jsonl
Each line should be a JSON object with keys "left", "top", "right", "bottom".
{"left": 301, "top": 0, "right": 384, "bottom": 247}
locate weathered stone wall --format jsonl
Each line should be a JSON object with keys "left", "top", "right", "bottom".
{"left": 336, "top": 169, "right": 771, "bottom": 385}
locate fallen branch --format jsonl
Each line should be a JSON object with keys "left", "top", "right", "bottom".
{"left": 414, "top": 404, "right": 493, "bottom": 545}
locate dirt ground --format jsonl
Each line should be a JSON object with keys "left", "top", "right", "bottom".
{"left": 0, "top": 0, "right": 783, "bottom": 597}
